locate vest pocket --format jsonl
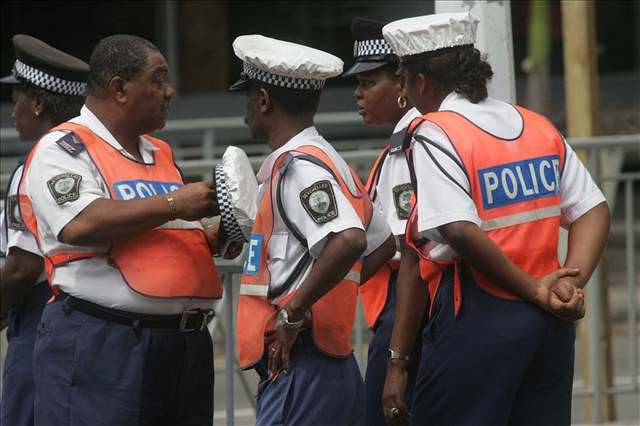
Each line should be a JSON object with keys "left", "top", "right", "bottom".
{"left": 268, "top": 233, "right": 288, "bottom": 260}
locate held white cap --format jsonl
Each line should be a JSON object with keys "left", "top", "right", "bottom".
{"left": 213, "top": 146, "right": 259, "bottom": 242}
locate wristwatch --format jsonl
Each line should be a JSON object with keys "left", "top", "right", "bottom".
{"left": 278, "top": 308, "right": 305, "bottom": 329}
{"left": 389, "top": 349, "right": 410, "bottom": 362}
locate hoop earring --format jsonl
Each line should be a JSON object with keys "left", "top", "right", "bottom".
{"left": 397, "top": 95, "right": 407, "bottom": 109}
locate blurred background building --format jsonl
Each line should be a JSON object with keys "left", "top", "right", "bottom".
{"left": 1, "top": 0, "right": 638, "bottom": 138}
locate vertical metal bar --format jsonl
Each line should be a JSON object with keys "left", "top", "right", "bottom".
{"left": 162, "top": 0, "right": 180, "bottom": 93}
{"left": 224, "top": 273, "right": 235, "bottom": 426}
{"left": 625, "top": 178, "right": 638, "bottom": 392}
{"left": 586, "top": 146, "right": 603, "bottom": 422}
{"left": 588, "top": 264, "right": 604, "bottom": 423}
{"left": 587, "top": 146, "right": 598, "bottom": 176}
{"left": 203, "top": 129, "right": 216, "bottom": 160}
{"left": 354, "top": 299, "right": 365, "bottom": 375}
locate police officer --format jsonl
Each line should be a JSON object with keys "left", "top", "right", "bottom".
{"left": 230, "top": 34, "right": 394, "bottom": 425}
{"left": 381, "top": 13, "right": 610, "bottom": 425}
{"left": 343, "top": 18, "right": 422, "bottom": 426}
{"left": 19, "top": 35, "right": 229, "bottom": 426}
{"left": 0, "top": 34, "right": 87, "bottom": 426}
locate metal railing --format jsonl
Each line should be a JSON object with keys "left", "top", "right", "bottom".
{"left": 0, "top": 113, "right": 638, "bottom": 424}
{"left": 565, "top": 136, "right": 640, "bottom": 423}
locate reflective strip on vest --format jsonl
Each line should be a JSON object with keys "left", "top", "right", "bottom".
{"left": 239, "top": 284, "right": 269, "bottom": 296}
{"left": 344, "top": 269, "right": 361, "bottom": 284}
{"left": 481, "top": 205, "right": 561, "bottom": 231}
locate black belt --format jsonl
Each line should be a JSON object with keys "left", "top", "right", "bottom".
{"left": 58, "top": 292, "right": 215, "bottom": 332}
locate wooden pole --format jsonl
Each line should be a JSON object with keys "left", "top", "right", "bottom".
{"left": 560, "top": 1, "right": 615, "bottom": 422}
{"left": 561, "top": 0, "right": 598, "bottom": 138}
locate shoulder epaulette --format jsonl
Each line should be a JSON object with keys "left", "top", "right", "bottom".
{"left": 55, "top": 131, "right": 85, "bottom": 157}
{"left": 389, "top": 128, "right": 410, "bottom": 155}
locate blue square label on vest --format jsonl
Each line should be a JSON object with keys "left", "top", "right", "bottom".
{"left": 243, "top": 234, "right": 263, "bottom": 275}
{"left": 113, "top": 180, "right": 183, "bottom": 200}
{"left": 478, "top": 155, "right": 560, "bottom": 210}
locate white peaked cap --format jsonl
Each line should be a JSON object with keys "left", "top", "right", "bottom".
{"left": 214, "top": 146, "right": 258, "bottom": 242}
{"left": 382, "top": 12, "right": 479, "bottom": 58}
{"left": 230, "top": 35, "right": 343, "bottom": 91}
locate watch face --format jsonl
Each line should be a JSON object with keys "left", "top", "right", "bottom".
{"left": 389, "top": 349, "right": 410, "bottom": 361}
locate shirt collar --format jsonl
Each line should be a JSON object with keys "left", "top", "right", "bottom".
{"left": 393, "top": 107, "right": 421, "bottom": 133}
{"left": 438, "top": 91, "right": 460, "bottom": 111}
{"left": 73, "top": 105, "right": 159, "bottom": 162}
{"left": 435, "top": 91, "right": 523, "bottom": 139}
{"left": 256, "top": 126, "right": 320, "bottom": 183}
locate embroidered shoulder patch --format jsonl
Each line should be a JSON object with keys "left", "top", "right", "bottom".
{"left": 300, "top": 180, "right": 338, "bottom": 224}
{"left": 392, "top": 183, "right": 413, "bottom": 220}
{"left": 47, "top": 173, "right": 82, "bottom": 205}
{"left": 55, "top": 132, "right": 85, "bottom": 157}
{"left": 7, "top": 194, "right": 27, "bottom": 231}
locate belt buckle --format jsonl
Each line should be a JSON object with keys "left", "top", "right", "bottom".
{"left": 179, "top": 309, "right": 214, "bottom": 332}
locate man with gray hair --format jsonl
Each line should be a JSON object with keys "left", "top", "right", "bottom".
{"left": 19, "top": 34, "right": 228, "bottom": 425}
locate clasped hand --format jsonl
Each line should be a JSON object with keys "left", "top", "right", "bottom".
{"left": 535, "top": 268, "right": 585, "bottom": 321}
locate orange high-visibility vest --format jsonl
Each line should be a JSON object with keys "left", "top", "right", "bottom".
{"left": 359, "top": 146, "right": 398, "bottom": 329}
{"left": 237, "top": 144, "right": 373, "bottom": 369}
{"left": 405, "top": 106, "right": 566, "bottom": 316}
{"left": 19, "top": 122, "right": 222, "bottom": 300}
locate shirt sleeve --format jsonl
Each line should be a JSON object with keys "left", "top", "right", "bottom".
{"left": 7, "top": 229, "right": 41, "bottom": 257}
{"left": 5, "top": 165, "right": 41, "bottom": 256}
{"left": 559, "top": 141, "right": 607, "bottom": 227}
{"left": 25, "top": 132, "right": 107, "bottom": 239}
{"left": 412, "top": 123, "right": 481, "bottom": 239}
{"left": 281, "top": 160, "right": 365, "bottom": 258}
{"left": 363, "top": 203, "right": 392, "bottom": 256}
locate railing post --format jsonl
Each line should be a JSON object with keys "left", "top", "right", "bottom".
{"left": 587, "top": 264, "right": 604, "bottom": 423}
{"left": 625, "top": 179, "right": 638, "bottom": 394}
{"left": 224, "top": 273, "right": 235, "bottom": 426}
{"left": 355, "top": 300, "right": 366, "bottom": 375}
{"left": 203, "top": 128, "right": 216, "bottom": 161}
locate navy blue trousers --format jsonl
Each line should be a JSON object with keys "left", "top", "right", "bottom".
{"left": 1, "top": 281, "right": 51, "bottom": 426}
{"left": 32, "top": 298, "right": 214, "bottom": 426}
{"left": 255, "top": 334, "right": 365, "bottom": 426}
{"left": 411, "top": 268, "right": 576, "bottom": 426}
{"left": 364, "top": 272, "right": 423, "bottom": 426}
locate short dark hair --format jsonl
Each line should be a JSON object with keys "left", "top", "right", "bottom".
{"left": 87, "top": 35, "right": 159, "bottom": 96}
{"left": 403, "top": 47, "right": 493, "bottom": 103}
{"left": 248, "top": 80, "right": 322, "bottom": 117}
{"left": 18, "top": 82, "right": 84, "bottom": 124}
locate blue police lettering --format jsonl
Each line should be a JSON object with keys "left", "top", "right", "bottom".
{"left": 243, "top": 234, "right": 263, "bottom": 275}
{"left": 479, "top": 155, "right": 560, "bottom": 209}
{"left": 113, "top": 179, "right": 182, "bottom": 200}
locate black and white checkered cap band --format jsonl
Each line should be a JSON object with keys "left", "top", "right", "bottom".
{"left": 214, "top": 165, "right": 247, "bottom": 242}
{"left": 353, "top": 39, "right": 394, "bottom": 58}
{"left": 243, "top": 62, "right": 324, "bottom": 90}
{"left": 13, "top": 59, "right": 86, "bottom": 96}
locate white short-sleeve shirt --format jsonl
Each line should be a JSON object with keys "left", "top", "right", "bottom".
{"left": 411, "top": 92, "right": 606, "bottom": 261}
{"left": 22, "top": 105, "right": 215, "bottom": 314}
{"left": 255, "top": 127, "right": 391, "bottom": 300}
{"left": 1, "top": 164, "right": 47, "bottom": 283}
{"left": 371, "top": 108, "right": 421, "bottom": 249}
